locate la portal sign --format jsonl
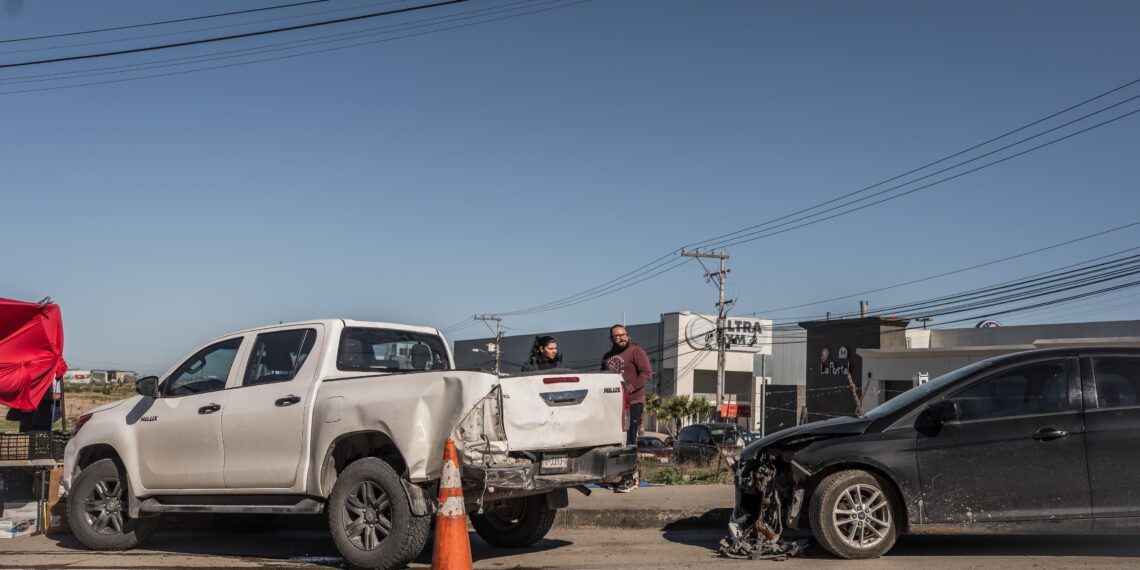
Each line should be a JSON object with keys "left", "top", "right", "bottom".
{"left": 685, "top": 315, "right": 772, "bottom": 353}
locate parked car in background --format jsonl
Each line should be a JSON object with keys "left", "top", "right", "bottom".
{"left": 726, "top": 347, "right": 1140, "bottom": 561}
{"left": 636, "top": 434, "right": 673, "bottom": 462}
{"left": 672, "top": 422, "right": 755, "bottom": 465}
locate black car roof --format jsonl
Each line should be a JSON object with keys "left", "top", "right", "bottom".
{"left": 985, "top": 345, "right": 1140, "bottom": 365}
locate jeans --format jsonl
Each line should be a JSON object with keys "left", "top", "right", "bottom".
{"left": 626, "top": 403, "right": 644, "bottom": 446}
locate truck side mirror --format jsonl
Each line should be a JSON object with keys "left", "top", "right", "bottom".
{"left": 136, "top": 376, "right": 160, "bottom": 398}
{"left": 927, "top": 400, "right": 959, "bottom": 424}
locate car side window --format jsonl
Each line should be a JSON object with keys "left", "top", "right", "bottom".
{"left": 698, "top": 428, "right": 714, "bottom": 445}
{"left": 1091, "top": 357, "right": 1140, "bottom": 409}
{"left": 165, "top": 338, "right": 243, "bottom": 397}
{"left": 678, "top": 426, "right": 698, "bottom": 443}
{"left": 951, "top": 358, "right": 1072, "bottom": 421}
{"left": 243, "top": 329, "right": 317, "bottom": 387}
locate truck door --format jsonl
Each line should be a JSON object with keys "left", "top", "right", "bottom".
{"left": 136, "top": 337, "right": 244, "bottom": 490}
{"left": 221, "top": 326, "right": 322, "bottom": 489}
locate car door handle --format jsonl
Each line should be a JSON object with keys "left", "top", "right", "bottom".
{"left": 1031, "top": 428, "right": 1069, "bottom": 441}
{"left": 275, "top": 395, "right": 301, "bottom": 407}
{"left": 198, "top": 404, "right": 221, "bottom": 415}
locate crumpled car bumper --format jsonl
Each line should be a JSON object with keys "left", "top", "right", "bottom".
{"left": 463, "top": 444, "right": 637, "bottom": 492}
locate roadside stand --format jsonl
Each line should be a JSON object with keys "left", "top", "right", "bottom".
{"left": 0, "top": 297, "right": 68, "bottom": 539}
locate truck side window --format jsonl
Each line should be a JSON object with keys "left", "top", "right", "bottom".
{"left": 337, "top": 327, "right": 450, "bottom": 372}
{"left": 243, "top": 329, "right": 317, "bottom": 387}
{"left": 165, "top": 338, "right": 243, "bottom": 397}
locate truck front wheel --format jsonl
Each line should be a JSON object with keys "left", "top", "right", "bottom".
{"left": 470, "top": 494, "right": 557, "bottom": 548}
{"left": 328, "top": 457, "right": 430, "bottom": 570}
{"left": 67, "top": 458, "right": 159, "bottom": 551}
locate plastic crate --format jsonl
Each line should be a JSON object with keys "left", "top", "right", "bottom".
{"left": 0, "top": 432, "right": 66, "bottom": 461}
{"left": 0, "top": 469, "right": 35, "bottom": 501}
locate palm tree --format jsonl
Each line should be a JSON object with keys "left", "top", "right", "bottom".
{"left": 660, "top": 395, "right": 692, "bottom": 436}
{"left": 644, "top": 392, "right": 663, "bottom": 433}
{"left": 690, "top": 396, "right": 716, "bottom": 424}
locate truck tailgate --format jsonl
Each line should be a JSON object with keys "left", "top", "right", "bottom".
{"left": 498, "top": 372, "right": 625, "bottom": 451}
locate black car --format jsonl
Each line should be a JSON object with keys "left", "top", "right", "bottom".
{"left": 673, "top": 422, "right": 755, "bottom": 465}
{"left": 727, "top": 347, "right": 1140, "bottom": 560}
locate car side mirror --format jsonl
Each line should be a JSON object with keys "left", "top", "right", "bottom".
{"left": 136, "top": 376, "right": 160, "bottom": 398}
{"left": 927, "top": 400, "right": 959, "bottom": 424}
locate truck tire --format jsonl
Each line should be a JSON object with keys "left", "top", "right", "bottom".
{"left": 470, "top": 494, "right": 557, "bottom": 548}
{"left": 809, "top": 469, "right": 899, "bottom": 559}
{"left": 68, "top": 458, "right": 159, "bottom": 551}
{"left": 328, "top": 457, "right": 430, "bottom": 570}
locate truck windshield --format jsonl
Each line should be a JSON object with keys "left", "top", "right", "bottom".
{"left": 337, "top": 327, "right": 450, "bottom": 372}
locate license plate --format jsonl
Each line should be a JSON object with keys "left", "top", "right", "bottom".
{"left": 540, "top": 454, "right": 569, "bottom": 473}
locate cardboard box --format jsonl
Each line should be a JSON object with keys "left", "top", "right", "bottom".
{"left": 45, "top": 468, "right": 69, "bottom": 535}
{"left": 0, "top": 500, "right": 39, "bottom": 539}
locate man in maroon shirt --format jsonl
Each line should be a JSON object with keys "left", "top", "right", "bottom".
{"left": 601, "top": 324, "right": 652, "bottom": 492}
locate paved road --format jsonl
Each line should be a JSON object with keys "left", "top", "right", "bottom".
{"left": 3, "top": 528, "right": 1139, "bottom": 569}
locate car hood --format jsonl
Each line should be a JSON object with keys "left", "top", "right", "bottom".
{"left": 84, "top": 397, "right": 132, "bottom": 416}
{"left": 740, "top": 415, "right": 872, "bottom": 463}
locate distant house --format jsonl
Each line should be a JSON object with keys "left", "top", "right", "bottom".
{"left": 62, "top": 370, "right": 93, "bottom": 385}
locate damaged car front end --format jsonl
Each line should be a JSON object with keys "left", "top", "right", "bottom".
{"left": 720, "top": 417, "right": 873, "bottom": 560}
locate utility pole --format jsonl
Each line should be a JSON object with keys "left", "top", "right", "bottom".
{"left": 473, "top": 315, "right": 503, "bottom": 375}
{"left": 681, "top": 249, "right": 730, "bottom": 419}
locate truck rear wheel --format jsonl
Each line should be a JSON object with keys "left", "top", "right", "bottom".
{"left": 470, "top": 494, "right": 556, "bottom": 548}
{"left": 328, "top": 457, "right": 430, "bottom": 570}
{"left": 68, "top": 458, "right": 159, "bottom": 551}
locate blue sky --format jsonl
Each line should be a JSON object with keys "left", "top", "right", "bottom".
{"left": 2, "top": 0, "right": 1139, "bottom": 374}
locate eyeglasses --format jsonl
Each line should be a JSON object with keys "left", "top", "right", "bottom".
{"left": 611, "top": 333, "right": 628, "bottom": 338}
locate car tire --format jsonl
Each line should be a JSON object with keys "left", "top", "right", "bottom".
{"left": 67, "top": 458, "right": 159, "bottom": 551}
{"left": 470, "top": 494, "right": 556, "bottom": 548}
{"left": 327, "top": 457, "right": 430, "bottom": 570}
{"left": 809, "top": 469, "right": 899, "bottom": 559}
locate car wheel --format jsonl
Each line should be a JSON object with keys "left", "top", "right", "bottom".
{"left": 328, "top": 457, "right": 430, "bottom": 570}
{"left": 470, "top": 494, "right": 556, "bottom": 548}
{"left": 67, "top": 458, "right": 159, "bottom": 551}
{"left": 809, "top": 469, "right": 899, "bottom": 559}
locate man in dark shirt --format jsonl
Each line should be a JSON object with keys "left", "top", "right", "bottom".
{"left": 601, "top": 325, "right": 652, "bottom": 492}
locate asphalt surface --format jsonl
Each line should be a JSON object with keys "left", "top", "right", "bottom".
{"left": 3, "top": 527, "right": 1140, "bottom": 569}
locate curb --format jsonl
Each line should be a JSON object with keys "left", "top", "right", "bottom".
{"left": 153, "top": 507, "right": 733, "bottom": 533}
{"left": 553, "top": 508, "right": 731, "bottom": 530}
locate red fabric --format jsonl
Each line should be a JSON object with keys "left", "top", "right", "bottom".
{"left": 0, "top": 299, "right": 67, "bottom": 411}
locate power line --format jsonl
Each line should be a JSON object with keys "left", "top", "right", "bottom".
{"left": 700, "top": 98, "right": 1140, "bottom": 252}
{"left": 747, "top": 220, "right": 1140, "bottom": 315}
{"left": 0, "top": 0, "right": 587, "bottom": 95}
{"left": 0, "top": 0, "right": 330, "bottom": 44}
{"left": 682, "top": 76, "right": 1140, "bottom": 253}
{"left": 0, "top": 0, "right": 554, "bottom": 86}
{"left": 764, "top": 247, "right": 1140, "bottom": 326}
{"left": 0, "top": 1, "right": 407, "bottom": 56}
{"left": 0, "top": 0, "right": 469, "bottom": 69}
{"left": 467, "top": 77, "right": 1140, "bottom": 321}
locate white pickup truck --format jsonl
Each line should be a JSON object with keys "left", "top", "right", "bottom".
{"left": 63, "top": 319, "right": 635, "bottom": 569}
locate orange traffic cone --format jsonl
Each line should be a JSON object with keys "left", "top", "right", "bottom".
{"left": 431, "top": 438, "right": 473, "bottom": 570}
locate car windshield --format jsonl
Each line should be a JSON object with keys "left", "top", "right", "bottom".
{"left": 337, "top": 327, "right": 450, "bottom": 372}
{"left": 863, "top": 360, "right": 993, "bottom": 418}
{"left": 708, "top": 426, "right": 753, "bottom": 445}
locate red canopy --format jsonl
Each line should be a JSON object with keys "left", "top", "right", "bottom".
{"left": 0, "top": 298, "right": 67, "bottom": 411}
